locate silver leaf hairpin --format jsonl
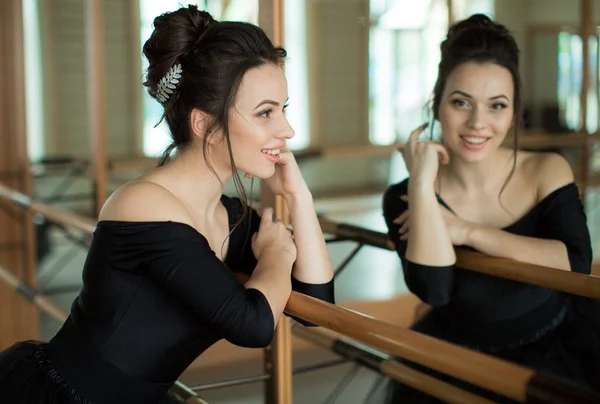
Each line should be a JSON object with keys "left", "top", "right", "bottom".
{"left": 156, "top": 64, "right": 183, "bottom": 104}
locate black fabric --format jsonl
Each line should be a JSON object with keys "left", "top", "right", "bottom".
{"left": 378, "top": 179, "right": 600, "bottom": 402}
{"left": 0, "top": 195, "right": 334, "bottom": 404}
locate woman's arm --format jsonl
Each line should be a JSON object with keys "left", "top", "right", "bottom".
{"left": 463, "top": 153, "right": 592, "bottom": 273}
{"left": 285, "top": 190, "right": 334, "bottom": 285}
{"left": 383, "top": 180, "right": 454, "bottom": 306}
{"left": 406, "top": 181, "right": 456, "bottom": 267}
{"left": 232, "top": 193, "right": 334, "bottom": 325}
{"left": 464, "top": 225, "right": 571, "bottom": 270}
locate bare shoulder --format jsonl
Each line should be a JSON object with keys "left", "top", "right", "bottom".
{"left": 98, "top": 181, "right": 193, "bottom": 225}
{"left": 521, "top": 152, "right": 575, "bottom": 200}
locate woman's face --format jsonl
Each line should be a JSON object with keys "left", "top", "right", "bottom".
{"left": 220, "top": 63, "right": 294, "bottom": 179}
{"left": 437, "top": 62, "right": 515, "bottom": 164}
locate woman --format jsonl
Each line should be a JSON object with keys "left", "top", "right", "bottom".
{"left": 380, "top": 14, "right": 599, "bottom": 403}
{"left": 0, "top": 6, "right": 334, "bottom": 403}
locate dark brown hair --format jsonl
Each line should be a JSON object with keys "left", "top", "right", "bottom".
{"left": 142, "top": 5, "right": 286, "bottom": 214}
{"left": 432, "top": 14, "right": 522, "bottom": 203}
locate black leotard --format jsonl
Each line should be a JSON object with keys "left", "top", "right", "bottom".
{"left": 0, "top": 195, "right": 334, "bottom": 403}
{"left": 378, "top": 179, "right": 599, "bottom": 403}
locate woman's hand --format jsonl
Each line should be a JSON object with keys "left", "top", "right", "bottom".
{"left": 261, "top": 150, "right": 310, "bottom": 199}
{"left": 399, "top": 124, "right": 450, "bottom": 187}
{"left": 394, "top": 195, "right": 472, "bottom": 246}
{"left": 251, "top": 207, "right": 297, "bottom": 261}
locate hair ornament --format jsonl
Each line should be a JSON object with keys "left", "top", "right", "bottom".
{"left": 156, "top": 64, "right": 183, "bottom": 104}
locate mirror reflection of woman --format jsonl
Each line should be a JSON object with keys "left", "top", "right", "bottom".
{"left": 378, "top": 14, "right": 600, "bottom": 404}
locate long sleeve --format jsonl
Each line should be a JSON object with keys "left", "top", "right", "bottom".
{"left": 382, "top": 179, "right": 454, "bottom": 306}
{"left": 117, "top": 222, "right": 276, "bottom": 348}
{"left": 537, "top": 183, "right": 593, "bottom": 274}
{"left": 227, "top": 197, "right": 335, "bottom": 324}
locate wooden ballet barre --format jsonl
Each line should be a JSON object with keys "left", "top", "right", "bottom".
{"left": 232, "top": 271, "right": 600, "bottom": 404}
{"left": 317, "top": 216, "right": 600, "bottom": 299}
{"left": 0, "top": 265, "right": 208, "bottom": 404}
{"left": 292, "top": 326, "right": 495, "bottom": 404}
{"left": 0, "top": 183, "right": 96, "bottom": 234}
{"left": 0, "top": 264, "right": 67, "bottom": 323}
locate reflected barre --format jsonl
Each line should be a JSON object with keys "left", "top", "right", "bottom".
{"left": 0, "top": 183, "right": 96, "bottom": 234}
{"left": 292, "top": 326, "right": 495, "bottom": 404}
{"left": 317, "top": 216, "right": 600, "bottom": 299}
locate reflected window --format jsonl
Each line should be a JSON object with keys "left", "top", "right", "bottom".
{"left": 557, "top": 31, "right": 598, "bottom": 134}
{"left": 368, "top": 0, "right": 494, "bottom": 145}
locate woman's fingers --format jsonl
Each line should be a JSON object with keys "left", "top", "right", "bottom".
{"left": 399, "top": 221, "right": 409, "bottom": 235}
{"left": 397, "top": 123, "right": 429, "bottom": 153}
{"left": 394, "top": 209, "right": 410, "bottom": 236}
{"left": 260, "top": 207, "right": 274, "bottom": 228}
{"left": 393, "top": 209, "right": 409, "bottom": 224}
{"left": 408, "top": 123, "right": 429, "bottom": 143}
{"left": 433, "top": 144, "right": 451, "bottom": 165}
{"left": 276, "top": 148, "right": 293, "bottom": 165}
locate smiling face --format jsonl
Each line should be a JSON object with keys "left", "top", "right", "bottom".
{"left": 437, "top": 62, "right": 515, "bottom": 163}
{"left": 227, "top": 63, "right": 294, "bottom": 178}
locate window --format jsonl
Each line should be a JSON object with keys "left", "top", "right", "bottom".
{"left": 557, "top": 31, "right": 599, "bottom": 134}
{"left": 283, "top": 0, "right": 310, "bottom": 150}
{"left": 23, "top": 0, "right": 45, "bottom": 161}
{"left": 139, "top": 0, "right": 191, "bottom": 157}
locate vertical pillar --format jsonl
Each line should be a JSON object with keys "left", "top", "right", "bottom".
{"left": 258, "top": 2, "right": 293, "bottom": 403}
{"left": 86, "top": 0, "right": 108, "bottom": 216}
{"left": 0, "top": 0, "right": 40, "bottom": 348}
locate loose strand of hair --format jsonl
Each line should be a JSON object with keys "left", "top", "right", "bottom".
{"left": 497, "top": 125, "right": 519, "bottom": 216}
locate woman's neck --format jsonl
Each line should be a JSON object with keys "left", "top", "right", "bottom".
{"left": 439, "top": 148, "right": 514, "bottom": 193}
{"left": 154, "top": 147, "right": 233, "bottom": 216}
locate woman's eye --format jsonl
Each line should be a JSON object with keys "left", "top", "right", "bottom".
{"left": 451, "top": 99, "right": 468, "bottom": 108}
{"left": 259, "top": 109, "right": 272, "bottom": 118}
{"left": 491, "top": 103, "right": 507, "bottom": 110}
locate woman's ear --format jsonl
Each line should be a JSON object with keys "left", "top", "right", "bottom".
{"left": 190, "top": 108, "right": 209, "bottom": 141}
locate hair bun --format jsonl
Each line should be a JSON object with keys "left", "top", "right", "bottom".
{"left": 446, "top": 14, "right": 511, "bottom": 42}
{"left": 143, "top": 5, "right": 217, "bottom": 104}
{"left": 442, "top": 13, "right": 517, "bottom": 59}
{"left": 187, "top": 7, "right": 217, "bottom": 48}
